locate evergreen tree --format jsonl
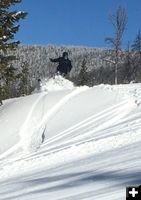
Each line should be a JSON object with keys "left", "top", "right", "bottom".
{"left": 132, "top": 30, "right": 141, "bottom": 79}
{"left": 119, "top": 42, "right": 133, "bottom": 83}
{"left": 0, "top": 0, "right": 27, "bottom": 102}
{"left": 77, "top": 58, "right": 88, "bottom": 86}
{"left": 18, "top": 62, "right": 31, "bottom": 96}
{"left": 132, "top": 30, "right": 141, "bottom": 54}
{"left": 124, "top": 42, "right": 133, "bottom": 82}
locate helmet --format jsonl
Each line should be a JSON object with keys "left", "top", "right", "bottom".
{"left": 62, "top": 52, "right": 68, "bottom": 57}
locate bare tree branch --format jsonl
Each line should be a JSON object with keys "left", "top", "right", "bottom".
{"left": 105, "top": 6, "right": 127, "bottom": 84}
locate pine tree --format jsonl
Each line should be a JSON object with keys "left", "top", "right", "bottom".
{"left": 132, "top": 30, "right": 141, "bottom": 53}
{"left": 132, "top": 31, "right": 141, "bottom": 65}
{"left": 0, "top": 0, "right": 27, "bottom": 102}
{"left": 120, "top": 42, "right": 133, "bottom": 83}
{"left": 131, "top": 30, "right": 141, "bottom": 81}
{"left": 78, "top": 58, "right": 88, "bottom": 86}
{"left": 18, "top": 62, "right": 31, "bottom": 96}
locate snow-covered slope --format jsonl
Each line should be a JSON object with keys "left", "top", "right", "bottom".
{"left": 0, "top": 76, "right": 141, "bottom": 200}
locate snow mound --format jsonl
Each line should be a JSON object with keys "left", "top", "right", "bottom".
{"left": 41, "top": 75, "right": 74, "bottom": 92}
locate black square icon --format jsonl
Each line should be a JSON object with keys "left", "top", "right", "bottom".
{"left": 126, "top": 185, "right": 141, "bottom": 200}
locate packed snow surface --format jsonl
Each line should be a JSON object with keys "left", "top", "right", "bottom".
{"left": 0, "top": 76, "right": 141, "bottom": 200}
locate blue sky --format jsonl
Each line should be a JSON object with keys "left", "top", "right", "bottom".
{"left": 15, "top": 0, "right": 141, "bottom": 48}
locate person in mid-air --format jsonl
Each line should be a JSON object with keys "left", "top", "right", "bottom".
{"left": 50, "top": 52, "right": 72, "bottom": 76}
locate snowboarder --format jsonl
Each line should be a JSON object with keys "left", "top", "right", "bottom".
{"left": 50, "top": 52, "right": 72, "bottom": 76}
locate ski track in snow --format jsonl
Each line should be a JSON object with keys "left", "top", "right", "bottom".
{"left": 0, "top": 86, "right": 89, "bottom": 165}
{"left": 0, "top": 93, "right": 47, "bottom": 160}
{"left": 0, "top": 82, "right": 141, "bottom": 200}
{"left": 28, "top": 86, "right": 89, "bottom": 151}
{"left": 0, "top": 85, "right": 139, "bottom": 173}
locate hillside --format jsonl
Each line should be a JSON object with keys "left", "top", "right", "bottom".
{"left": 0, "top": 76, "right": 141, "bottom": 200}
{"left": 14, "top": 45, "right": 107, "bottom": 75}
{"left": 13, "top": 45, "right": 118, "bottom": 85}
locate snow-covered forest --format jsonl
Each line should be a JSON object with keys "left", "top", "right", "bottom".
{"left": 1, "top": 42, "right": 141, "bottom": 100}
{"left": 13, "top": 45, "right": 113, "bottom": 84}
{"left": 12, "top": 43, "right": 141, "bottom": 90}
{"left": 13, "top": 45, "right": 108, "bottom": 79}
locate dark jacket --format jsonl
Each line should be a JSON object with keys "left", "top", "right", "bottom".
{"left": 50, "top": 57, "right": 72, "bottom": 75}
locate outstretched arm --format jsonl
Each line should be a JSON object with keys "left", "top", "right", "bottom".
{"left": 50, "top": 58, "right": 60, "bottom": 63}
